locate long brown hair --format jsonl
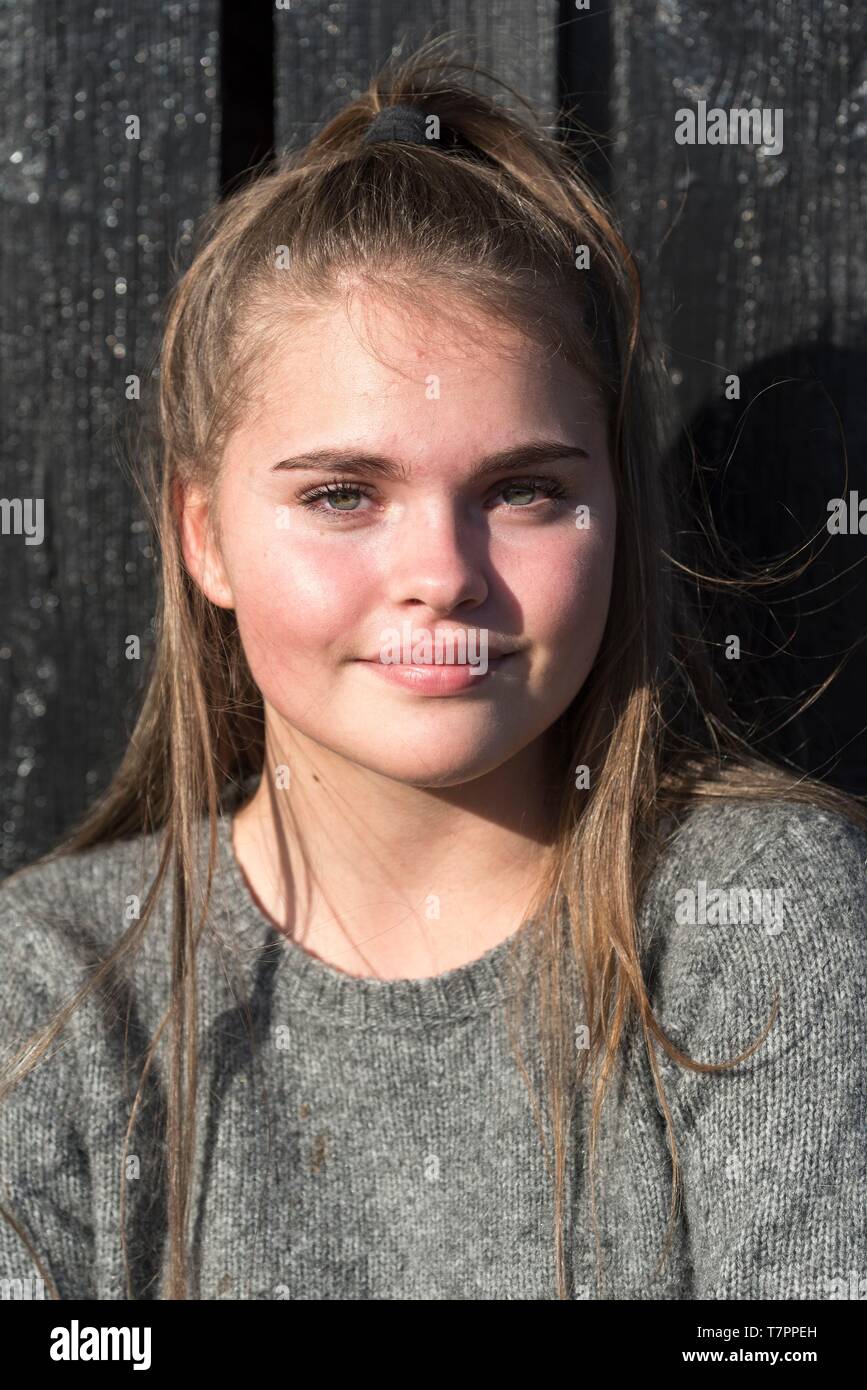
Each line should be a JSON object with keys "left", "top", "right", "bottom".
{"left": 3, "top": 35, "right": 865, "bottom": 1300}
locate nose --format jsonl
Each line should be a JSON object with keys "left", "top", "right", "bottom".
{"left": 383, "top": 499, "right": 488, "bottom": 614}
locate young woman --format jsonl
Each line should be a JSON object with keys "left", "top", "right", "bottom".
{"left": 1, "top": 42, "right": 865, "bottom": 1302}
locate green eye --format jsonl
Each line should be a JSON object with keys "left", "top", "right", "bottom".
{"left": 502, "top": 483, "right": 539, "bottom": 506}
{"left": 298, "top": 481, "right": 371, "bottom": 514}
{"left": 323, "top": 488, "right": 362, "bottom": 510}
{"left": 496, "top": 477, "right": 568, "bottom": 508}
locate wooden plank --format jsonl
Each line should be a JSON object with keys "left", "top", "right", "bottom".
{"left": 274, "top": 2, "right": 560, "bottom": 151}
{"left": 611, "top": 0, "right": 867, "bottom": 788}
{"left": 0, "top": 1, "right": 222, "bottom": 869}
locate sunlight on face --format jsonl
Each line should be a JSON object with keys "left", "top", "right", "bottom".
{"left": 198, "top": 290, "right": 617, "bottom": 787}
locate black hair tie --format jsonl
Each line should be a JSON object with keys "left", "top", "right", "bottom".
{"left": 361, "top": 102, "right": 490, "bottom": 161}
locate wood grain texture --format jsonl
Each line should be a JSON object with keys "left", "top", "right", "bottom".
{"left": 0, "top": 1, "right": 221, "bottom": 869}
{"left": 608, "top": 0, "right": 867, "bottom": 788}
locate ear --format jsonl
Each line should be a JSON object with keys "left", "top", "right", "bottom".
{"left": 174, "top": 478, "right": 235, "bottom": 609}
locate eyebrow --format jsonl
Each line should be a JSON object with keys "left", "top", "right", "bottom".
{"left": 269, "top": 438, "right": 591, "bottom": 482}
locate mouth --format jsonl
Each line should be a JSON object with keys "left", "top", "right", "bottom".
{"left": 355, "top": 651, "right": 516, "bottom": 696}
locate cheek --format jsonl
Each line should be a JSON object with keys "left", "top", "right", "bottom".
{"left": 520, "top": 536, "right": 615, "bottom": 714}
{"left": 495, "top": 513, "right": 616, "bottom": 656}
{"left": 543, "top": 536, "right": 614, "bottom": 640}
{"left": 226, "top": 528, "right": 376, "bottom": 678}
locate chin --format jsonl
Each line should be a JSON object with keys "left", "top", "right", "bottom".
{"left": 348, "top": 741, "right": 518, "bottom": 789}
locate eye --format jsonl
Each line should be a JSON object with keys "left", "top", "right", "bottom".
{"left": 296, "top": 480, "right": 374, "bottom": 516}
{"left": 493, "top": 477, "right": 568, "bottom": 509}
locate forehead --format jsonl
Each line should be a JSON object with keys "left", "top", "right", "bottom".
{"left": 229, "top": 288, "right": 607, "bottom": 458}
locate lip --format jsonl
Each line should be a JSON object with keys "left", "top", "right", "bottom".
{"left": 357, "top": 652, "right": 516, "bottom": 695}
{"left": 361, "top": 636, "right": 516, "bottom": 663}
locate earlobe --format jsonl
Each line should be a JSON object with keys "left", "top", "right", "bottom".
{"left": 175, "top": 479, "right": 236, "bottom": 610}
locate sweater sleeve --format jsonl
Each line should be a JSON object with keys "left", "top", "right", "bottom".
{"left": 650, "top": 803, "right": 867, "bottom": 1301}
{"left": 0, "top": 877, "right": 96, "bottom": 1300}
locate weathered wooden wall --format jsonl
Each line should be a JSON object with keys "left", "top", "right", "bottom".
{"left": 1, "top": 0, "right": 864, "bottom": 872}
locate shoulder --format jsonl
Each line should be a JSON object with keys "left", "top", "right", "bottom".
{"left": 0, "top": 832, "right": 177, "bottom": 1298}
{"left": 651, "top": 795, "right": 867, "bottom": 893}
{"left": 0, "top": 828, "right": 170, "bottom": 1043}
{"left": 644, "top": 795, "right": 867, "bottom": 932}
{"left": 638, "top": 797, "right": 867, "bottom": 1073}
{"left": 0, "top": 815, "right": 245, "bottom": 1048}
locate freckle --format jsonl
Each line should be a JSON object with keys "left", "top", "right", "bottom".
{"left": 312, "top": 774, "right": 320, "bottom": 783}
{"left": 310, "top": 1133, "right": 328, "bottom": 1174}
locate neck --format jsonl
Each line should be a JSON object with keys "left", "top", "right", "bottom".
{"left": 230, "top": 719, "right": 562, "bottom": 979}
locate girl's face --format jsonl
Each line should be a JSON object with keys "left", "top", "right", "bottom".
{"left": 180, "top": 292, "right": 617, "bottom": 787}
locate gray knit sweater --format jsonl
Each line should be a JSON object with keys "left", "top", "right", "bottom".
{"left": 1, "top": 794, "right": 865, "bottom": 1301}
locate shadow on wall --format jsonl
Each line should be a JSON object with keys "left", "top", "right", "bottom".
{"left": 672, "top": 334, "right": 867, "bottom": 795}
